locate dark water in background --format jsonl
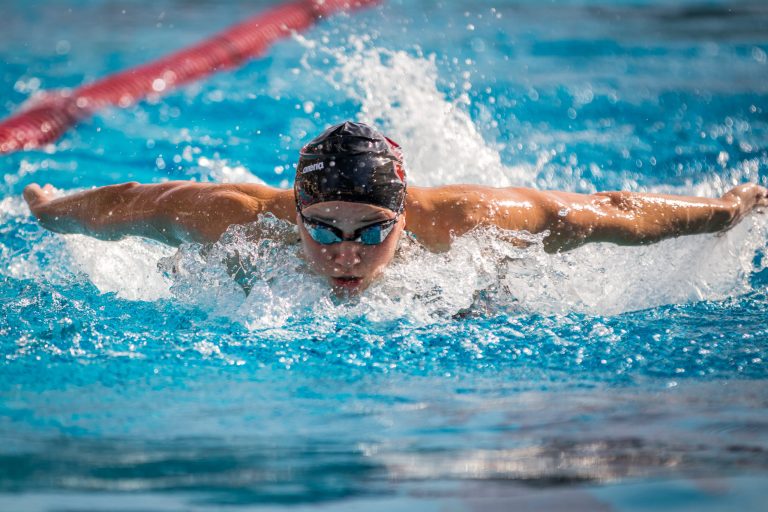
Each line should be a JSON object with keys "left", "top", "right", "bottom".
{"left": 1, "top": 1, "right": 768, "bottom": 510}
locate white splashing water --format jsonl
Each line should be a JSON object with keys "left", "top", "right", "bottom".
{"left": 154, "top": 212, "right": 766, "bottom": 326}
{"left": 62, "top": 236, "right": 174, "bottom": 301}
{"left": 299, "top": 35, "right": 535, "bottom": 188}
{"left": 508, "top": 217, "right": 766, "bottom": 315}
{"left": 194, "top": 155, "right": 267, "bottom": 185}
{"left": 8, "top": 42, "right": 768, "bottom": 322}
{"left": 4, "top": 195, "right": 174, "bottom": 301}
{"left": 157, "top": 215, "right": 332, "bottom": 330}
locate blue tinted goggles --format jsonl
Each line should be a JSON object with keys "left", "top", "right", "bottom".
{"left": 300, "top": 212, "right": 398, "bottom": 245}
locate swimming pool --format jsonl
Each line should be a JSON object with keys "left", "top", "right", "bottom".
{"left": 2, "top": 0, "right": 768, "bottom": 510}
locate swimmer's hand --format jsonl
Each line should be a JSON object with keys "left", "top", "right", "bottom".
{"left": 721, "top": 183, "right": 768, "bottom": 225}
{"left": 23, "top": 183, "right": 79, "bottom": 235}
{"left": 23, "top": 182, "right": 56, "bottom": 210}
{"left": 24, "top": 182, "right": 153, "bottom": 240}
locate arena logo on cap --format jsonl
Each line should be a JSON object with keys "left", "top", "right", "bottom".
{"left": 302, "top": 161, "right": 325, "bottom": 173}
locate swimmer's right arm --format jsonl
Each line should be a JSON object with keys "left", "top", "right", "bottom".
{"left": 23, "top": 181, "right": 296, "bottom": 246}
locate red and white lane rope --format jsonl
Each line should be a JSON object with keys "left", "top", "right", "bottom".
{"left": 0, "top": 0, "right": 379, "bottom": 155}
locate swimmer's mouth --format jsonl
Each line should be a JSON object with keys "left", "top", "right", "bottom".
{"left": 331, "top": 276, "right": 363, "bottom": 289}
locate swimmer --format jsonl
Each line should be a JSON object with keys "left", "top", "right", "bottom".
{"left": 23, "top": 121, "right": 768, "bottom": 294}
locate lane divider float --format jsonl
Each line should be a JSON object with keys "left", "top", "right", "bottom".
{"left": 0, "top": 0, "right": 379, "bottom": 155}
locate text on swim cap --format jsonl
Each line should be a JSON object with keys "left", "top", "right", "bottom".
{"left": 302, "top": 161, "right": 325, "bottom": 173}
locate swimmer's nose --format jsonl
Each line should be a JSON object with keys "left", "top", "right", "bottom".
{"left": 333, "top": 241, "right": 362, "bottom": 267}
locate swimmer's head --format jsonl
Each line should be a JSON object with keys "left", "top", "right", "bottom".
{"left": 294, "top": 121, "right": 406, "bottom": 213}
{"left": 294, "top": 122, "right": 408, "bottom": 294}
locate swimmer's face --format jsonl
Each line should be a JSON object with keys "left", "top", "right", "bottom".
{"left": 298, "top": 201, "right": 405, "bottom": 294}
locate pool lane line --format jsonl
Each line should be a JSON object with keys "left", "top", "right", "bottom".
{"left": 0, "top": 0, "right": 381, "bottom": 155}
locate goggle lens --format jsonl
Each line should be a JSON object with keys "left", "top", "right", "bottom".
{"left": 301, "top": 214, "right": 397, "bottom": 246}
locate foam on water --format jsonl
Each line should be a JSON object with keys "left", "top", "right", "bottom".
{"left": 4, "top": 41, "right": 767, "bottom": 323}
{"left": 297, "top": 35, "right": 535, "bottom": 187}
{"left": 155, "top": 213, "right": 767, "bottom": 328}
{"left": 63, "top": 236, "right": 174, "bottom": 301}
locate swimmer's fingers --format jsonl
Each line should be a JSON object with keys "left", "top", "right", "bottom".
{"left": 755, "top": 185, "right": 768, "bottom": 209}
{"left": 749, "top": 185, "right": 768, "bottom": 215}
{"left": 23, "top": 183, "right": 44, "bottom": 207}
{"left": 23, "top": 183, "right": 56, "bottom": 215}
{"left": 723, "top": 183, "right": 768, "bottom": 221}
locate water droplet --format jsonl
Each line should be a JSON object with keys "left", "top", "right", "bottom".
{"left": 752, "top": 46, "right": 767, "bottom": 63}
{"left": 55, "top": 40, "right": 71, "bottom": 55}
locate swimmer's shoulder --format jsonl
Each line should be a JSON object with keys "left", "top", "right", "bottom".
{"left": 404, "top": 185, "right": 546, "bottom": 252}
{"left": 150, "top": 182, "right": 296, "bottom": 243}
{"left": 225, "top": 183, "right": 297, "bottom": 223}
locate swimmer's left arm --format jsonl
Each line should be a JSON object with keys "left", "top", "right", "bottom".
{"left": 406, "top": 183, "right": 767, "bottom": 253}
{"left": 534, "top": 183, "right": 768, "bottom": 252}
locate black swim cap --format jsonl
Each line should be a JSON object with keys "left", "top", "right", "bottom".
{"left": 294, "top": 121, "right": 406, "bottom": 213}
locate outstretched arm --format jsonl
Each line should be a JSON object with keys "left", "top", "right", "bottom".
{"left": 405, "top": 183, "right": 768, "bottom": 253}
{"left": 23, "top": 181, "right": 296, "bottom": 246}
{"left": 540, "top": 183, "right": 767, "bottom": 251}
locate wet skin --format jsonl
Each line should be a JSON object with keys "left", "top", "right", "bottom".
{"left": 22, "top": 180, "right": 768, "bottom": 292}
{"left": 297, "top": 201, "right": 404, "bottom": 294}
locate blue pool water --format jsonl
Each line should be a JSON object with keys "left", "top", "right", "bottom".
{"left": 2, "top": 0, "right": 768, "bottom": 510}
